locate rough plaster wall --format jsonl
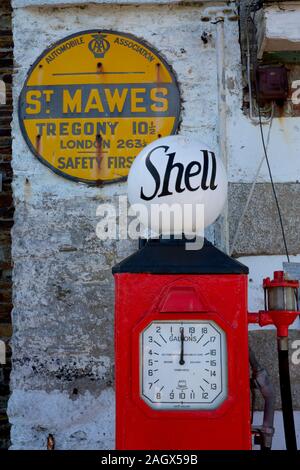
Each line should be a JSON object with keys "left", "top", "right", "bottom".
{"left": 9, "top": 389, "right": 115, "bottom": 449}
{"left": 0, "top": 0, "right": 13, "bottom": 450}
{"left": 12, "top": 0, "right": 229, "bottom": 7}
{"left": 9, "top": 0, "right": 300, "bottom": 449}
{"left": 9, "top": 2, "right": 237, "bottom": 450}
{"left": 233, "top": 0, "right": 300, "bottom": 184}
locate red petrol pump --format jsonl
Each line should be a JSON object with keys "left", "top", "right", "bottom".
{"left": 113, "top": 136, "right": 299, "bottom": 450}
{"left": 114, "top": 238, "right": 251, "bottom": 450}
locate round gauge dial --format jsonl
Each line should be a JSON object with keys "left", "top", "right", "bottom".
{"left": 140, "top": 320, "right": 227, "bottom": 410}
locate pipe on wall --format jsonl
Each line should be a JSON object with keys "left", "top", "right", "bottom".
{"left": 214, "top": 15, "right": 229, "bottom": 253}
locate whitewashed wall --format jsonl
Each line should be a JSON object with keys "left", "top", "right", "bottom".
{"left": 9, "top": 0, "right": 300, "bottom": 449}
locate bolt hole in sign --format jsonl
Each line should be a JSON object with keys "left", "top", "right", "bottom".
{"left": 127, "top": 135, "right": 228, "bottom": 236}
{"left": 18, "top": 31, "right": 180, "bottom": 184}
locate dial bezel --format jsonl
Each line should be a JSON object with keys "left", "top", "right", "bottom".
{"left": 139, "top": 319, "right": 227, "bottom": 411}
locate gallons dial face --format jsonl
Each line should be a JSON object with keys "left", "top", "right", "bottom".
{"left": 140, "top": 320, "right": 227, "bottom": 410}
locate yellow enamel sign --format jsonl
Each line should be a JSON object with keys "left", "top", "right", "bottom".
{"left": 19, "top": 30, "right": 181, "bottom": 184}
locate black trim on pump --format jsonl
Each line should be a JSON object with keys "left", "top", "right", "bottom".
{"left": 112, "top": 238, "right": 249, "bottom": 275}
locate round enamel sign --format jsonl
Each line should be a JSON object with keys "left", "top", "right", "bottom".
{"left": 18, "top": 30, "right": 180, "bottom": 184}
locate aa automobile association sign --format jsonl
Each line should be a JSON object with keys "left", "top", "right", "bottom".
{"left": 18, "top": 30, "right": 180, "bottom": 184}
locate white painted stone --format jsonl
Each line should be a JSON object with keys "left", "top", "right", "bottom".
{"left": 225, "top": 34, "right": 300, "bottom": 183}
{"left": 256, "top": 3, "right": 300, "bottom": 58}
{"left": 12, "top": 0, "right": 228, "bottom": 9}
{"left": 238, "top": 254, "right": 300, "bottom": 330}
{"left": 228, "top": 114, "right": 300, "bottom": 183}
{"left": 8, "top": 388, "right": 115, "bottom": 449}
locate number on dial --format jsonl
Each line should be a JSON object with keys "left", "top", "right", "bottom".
{"left": 140, "top": 320, "right": 227, "bottom": 410}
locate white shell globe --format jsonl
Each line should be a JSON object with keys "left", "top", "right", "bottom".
{"left": 127, "top": 135, "right": 227, "bottom": 235}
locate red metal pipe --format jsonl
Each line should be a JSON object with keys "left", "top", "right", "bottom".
{"left": 248, "top": 310, "right": 298, "bottom": 337}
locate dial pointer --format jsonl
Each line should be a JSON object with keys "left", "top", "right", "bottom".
{"left": 179, "top": 327, "right": 185, "bottom": 365}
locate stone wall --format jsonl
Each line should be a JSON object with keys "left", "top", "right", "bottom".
{"left": 8, "top": 0, "right": 300, "bottom": 449}
{"left": 0, "top": 0, "right": 13, "bottom": 450}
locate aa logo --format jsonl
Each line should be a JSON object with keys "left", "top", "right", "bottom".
{"left": 88, "top": 33, "right": 110, "bottom": 58}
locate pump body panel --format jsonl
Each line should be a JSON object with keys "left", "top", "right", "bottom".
{"left": 114, "top": 272, "right": 251, "bottom": 450}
